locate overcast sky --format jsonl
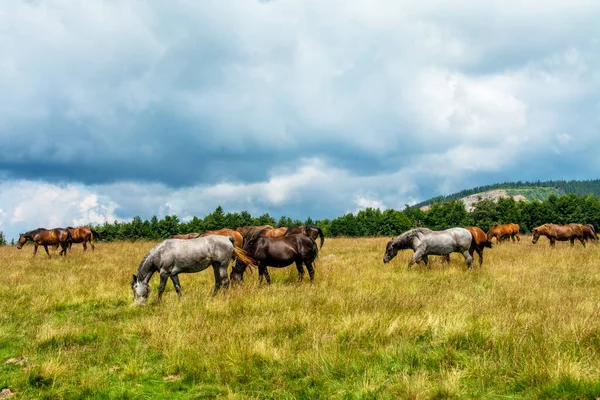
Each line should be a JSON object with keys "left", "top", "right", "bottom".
{"left": 1, "top": 0, "right": 600, "bottom": 240}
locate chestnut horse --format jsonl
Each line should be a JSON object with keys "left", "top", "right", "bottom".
{"left": 284, "top": 225, "right": 325, "bottom": 249}
{"left": 443, "top": 226, "right": 492, "bottom": 266}
{"left": 200, "top": 228, "right": 244, "bottom": 249}
{"left": 65, "top": 226, "right": 101, "bottom": 252}
{"left": 487, "top": 223, "right": 520, "bottom": 243}
{"left": 532, "top": 223, "right": 585, "bottom": 247}
{"left": 169, "top": 233, "right": 201, "bottom": 239}
{"left": 257, "top": 227, "right": 288, "bottom": 239}
{"left": 17, "top": 228, "right": 72, "bottom": 258}
{"left": 235, "top": 225, "right": 274, "bottom": 241}
{"left": 580, "top": 224, "right": 598, "bottom": 242}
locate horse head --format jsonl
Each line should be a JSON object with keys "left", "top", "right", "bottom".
{"left": 531, "top": 228, "right": 540, "bottom": 244}
{"left": 383, "top": 238, "right": 398, "bottom": 263}
{"left": 16, "top": 233, "right": 28, "bottom": 249}
{"left": 131, "top": 274, "right": 150, "bottom": 305}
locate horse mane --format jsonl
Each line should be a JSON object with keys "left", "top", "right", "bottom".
{"left": 23, "top": 228, "right": 46, "bottom": 238}
{"left": 393, "top": 228, "right": 425, "bottom": 248}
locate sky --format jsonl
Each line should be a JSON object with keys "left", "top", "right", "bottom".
{"left": 1, "top": 0, "right": 600, "bottom": 241}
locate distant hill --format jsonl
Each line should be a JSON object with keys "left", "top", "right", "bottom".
{"left": 414, "top": 179, "right": 600, "bottom": 210}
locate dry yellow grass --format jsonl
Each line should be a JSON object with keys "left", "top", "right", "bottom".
{"left": 1, "top": 237, "right": 600, "bottom": 399}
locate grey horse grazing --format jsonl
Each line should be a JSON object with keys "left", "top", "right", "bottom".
{"left": 131, "top": 235, "right": 255, "bottom": 304}
{"left": 383, "top": 227, "right": 475, "bottom": 268}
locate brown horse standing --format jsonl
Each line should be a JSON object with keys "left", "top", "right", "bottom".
{"left": 17, "top": 228, "right": 72, "bottom": 258}
{"left": 442, "top": 226, "right": 492, "bottom": 266}
{"left": 532, "top": 223, "right": 585, "bottom": 247}
{"left": 169, "top": 233, "right": 201, "bottom": 239}
{"left": 200, "top": 228, "right": 244, "bottom": 249}
{"left": 580, "top": 224, "right": 598, "bottom": 242}
{"left": 487, "top": 223, "right": 520, "bottom": 243}
{"left": 284, "top": 224, "right": 325, "bottom": 248}
{"left": 230, "top": 232, "right": 319, "bottom": 284}
{"left": 65, "top": 226, "right": 100, "bottom": 252}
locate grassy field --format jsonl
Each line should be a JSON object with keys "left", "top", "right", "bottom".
{"left": 1, "top": 237, "right": 600, "bottom": 399}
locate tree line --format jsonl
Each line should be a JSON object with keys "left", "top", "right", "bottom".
{"left": 3, "top": 193, "right": 598, "bottom": 243}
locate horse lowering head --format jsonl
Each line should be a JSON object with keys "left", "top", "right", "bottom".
{"left": 531, "top": 226, "right": 543, "bottom": 244}
{"left": 17, "top": 233, "right": 28, "bottom": 249}
{"left": 131, "top": 274, "right": 150, "bottom": 305}
{"left": 383, "top": 239, "right": 398, "bottom": 263}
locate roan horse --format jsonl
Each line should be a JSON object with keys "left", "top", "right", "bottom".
{"left": 532, "top": 223, "right": 586, "bottom": 247}
{"left": 131, "top": 235, "right": 255, "bottom": 304}
{"left": 284, "top": 224, "right": 325, "bottom": 249}
{"left": 442, "top": 226, "right": 492, "bottom": 267}
{"left": 17, "top": 228, "right": 72, "bottom": 258}
{"left": 383, "top": 227, "right": 475, "bottom": 268}
{"left": 230, "top": 233, "right": 319, "bottom": 284}
{"left": 487, "top": 223, "right": 520, "bottom": 243}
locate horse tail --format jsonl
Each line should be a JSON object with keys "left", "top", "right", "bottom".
{"left": 90, "top": 228, "right": 101, "bottom": 239}
{"left": 316, "top": 227, "right": 325, "bottom": 249}
{"left": 310, "top": 237, "right": 319, "bottom": 262}
{"left": 469, "top": 233, "right": 478, "bottom": 253}
{"left": 232, "top": 246, "right": 256, "bottom": 271}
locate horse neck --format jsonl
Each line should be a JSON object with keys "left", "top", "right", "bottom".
{"left": 394, "top": 234, "right": 415, "bottom": 250}
{"left": 136, "top": 255, "right": 155, "bottom": 283}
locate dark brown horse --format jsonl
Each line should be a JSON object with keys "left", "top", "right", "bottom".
{"left": 169, "top": 232, "right": 201, "bottom": 239}
{"left": 17, "top": 228, "right": 72, "bottom": 258}
{"left": 284, "top": 224, "right": 325, "bottom": 248}
{"left": 200, "top": 228, "right": 244, "bottom": 249}
{"left": 487, "top": 223, "right": 520, "bottom": 243}
{"left": 230, "top": 233, "right": 319, "bottom": 284}
{"left": 442, "top": 226, "right": 492, "bottom": 266}
{"left": 532, "top": 223, "right": 585, "bottom": 247}
{"left": 580, "top": 224, "right": 598, "bottom": 242}
{"left": 65, "top": 226, "right": 100, "bottom": 252}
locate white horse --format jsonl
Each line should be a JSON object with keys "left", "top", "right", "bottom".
{"left": 131, "top": 235, "right": 255, "bottom": 304}
{"left": 383, "top": 227, "right": 474, "bottom": 268}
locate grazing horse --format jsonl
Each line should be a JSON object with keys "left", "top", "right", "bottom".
{"left": 442, "top": 226, "right": 492, "bottom": 266}
{"left": 17, "top": 228, "right": 72, "bottom": 258}
{"left": 383, "top": 227, "right": 475, "bottom": 268}
{"left": 131, "top": 235, "right": 255, "bottom": 304}
{"left": 235, "top": 225, "right": 274, "bottom": 241}
{"left": 487, "top": 223, "right": 520, "bottom": 243}
{"left": 169, "top": 232, "right": 201, "bottom": 239}
{"left": 65, "top": 226, "right": 100, "bottom": 252}
{"left": 532, "top": 223, "right": 585, "bottom": 247}
{"left": 580, "top": 224, "right": 598, "bottom": 242}
{"left": 284, "top": 224, "right": 325, "bottom": 249}
{"left": 201, "top": 228, "right": 244, "bottom": 249}
{"left": 230, "top": 233, "right": 319, "bottom": 284}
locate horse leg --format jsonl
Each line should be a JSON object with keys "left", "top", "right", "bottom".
{"left": 170, "top": 275, "right": 182, "bottom": 299}
{"left": 570, "top": 238, "right": 575, "bottom": 246}
{"left": 441, "top": 254, "right": 449, "bottom": 264}
{"left": 296, "top": 260, "right": 305, "bottom": 282}
{"left": 462, "top": 250, "right": 473, "bottom": 268}
{"left": 82, "top": 241, "right": 87, "bottom": 252}
{"left": 44, "top": 245, "right": 51, "bottom": 259}
{"left": 550, "top": 238, "right": 556, "bottom": 247}
{"left": 33, "top": 244, "right": 38, "bottom": 257}
{"left": 260, "top": 264, "right": 271, "bottom": 284}
{"left": 476, "top": 247, "right": 483, "bottom": 267}
{"left": 157, "top": 273, "right": 169, "bottom": 303}
{"left": 409, "top": 249, "right": 426, "bottom": 269}
{"left": 90, "top": 237, "right": 95, "bottom": 252}
{"left": 212, "top": 261, "right": 229, "bottom": 294}
{"left": 579, "top": 236, "right": 586, "bottom": 247}
{"left": 306, "top": 262, "right": 315, "bottom": 281}
{"left": 60, "top": 242, "right": 67, "bottom": 256}
{"left": 422, "top": 255, "right": 430, "bottom": 267}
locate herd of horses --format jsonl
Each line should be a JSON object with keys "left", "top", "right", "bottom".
{"left": 14, "top": 221, "right": 597, "bottom": 304}
{"left": 16, "top": 226, "right": 100, "bottom": 257}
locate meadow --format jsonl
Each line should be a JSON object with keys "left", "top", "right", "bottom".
{"left": 1, "top": 237, "right": 600, "bottom": 399}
